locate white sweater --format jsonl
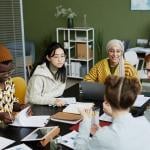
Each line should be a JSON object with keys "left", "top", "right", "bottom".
{"left": 75, "top": 113, "right": 150, "bottom": 150}
{"left": 25, "top": 63, "right": 66, "bottom": 105}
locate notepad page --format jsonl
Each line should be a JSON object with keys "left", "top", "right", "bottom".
{"left": 5, "top": 143, "right": 32, "bottom": 150}
{"left": 14, "top": 106, "right": 29, "bottom": 125}
{"left": 58, "top": 97, "right": 76, "bottom": 105}
{"left": 63, "top": 102, "right": 94, "bottom": 114}
{"left": 57, "top": 131, "right": 79, "bottom": 149}
{"left": 99, "top": 113, "right": 112, "bottom": 122}
{"left": 133, "top": 95, "right": 150, "bottom": 107}
{"left": 11, "top": 115, "right": 50, "bottom": 127}
{"left": 0, "top": 136, "right": 15, "bottom": 149}
{"left": 10, "top": 106, "right": 50, "bottom": 127}
{"left": 49, "top": 97, "right": 76, "bottom": 106}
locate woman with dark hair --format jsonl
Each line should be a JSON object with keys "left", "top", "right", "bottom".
{"left": 75, "top": 75, "right": 150, "bottom": 150}
{"left": 25, "top": 42, "right": 67, "bottom": 106}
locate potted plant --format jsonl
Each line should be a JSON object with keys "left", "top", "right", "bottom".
{"left": 55, "top": 5, "right": 77, "bottom": 28}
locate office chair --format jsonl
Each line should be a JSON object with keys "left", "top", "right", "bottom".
{"left": 25, "top": 41, "right": 35, "bottom": 79}
{"left": 124, "top": 51, "right": 139, "bottom": 70}
{"left": 122, "top": 40, "right": 130, "bottom": 52}
{"left": 12, "top": 77, "right": 27, "bottom": 104}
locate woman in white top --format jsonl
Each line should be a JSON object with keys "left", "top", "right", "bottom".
{"left": 75, "top": 75, "right": 150, "bottom": 150}
{"left": 26, "top": 42, "right": 67, "bottom": 106}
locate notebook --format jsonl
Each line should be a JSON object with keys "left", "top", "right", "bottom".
{"left": 51, "top": 112, "right": 82, "bottom": 124}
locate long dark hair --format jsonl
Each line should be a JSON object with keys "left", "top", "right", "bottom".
{"left": 30, "top": 42, "right": 67, "bottom": 83}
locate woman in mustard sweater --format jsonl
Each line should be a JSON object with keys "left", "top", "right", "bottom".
{"left": 84, "top": 39, "right": 139, "bottom": 83}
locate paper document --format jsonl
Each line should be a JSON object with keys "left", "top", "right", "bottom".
{"left": 10, "top": 106, "right": 50, "bottom": 127}
{"left": 49, "top": 97, "right": 76, "bottom": 106}
{"left": 59, "top": 97, "right": 76, "bottom": 105}
{"left": 0, "top": 136, "right": 15, "bottom": 150}
{"left": 133, "top": 95, "right": 150, "bottom": 107}
{"left": 63, "top": 102, "right": 94, "bottom": 114}
{"left": 57, "top": 131, "right": 79, "bottom": 149}
{"left": 99, "top": 113, "right": 112, "bottom": 122}
{"left": 5, "top": 143, "right": 32, "bottom": 150}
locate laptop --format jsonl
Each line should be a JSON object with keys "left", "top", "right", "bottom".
{"left": 79, "top": 81, "right": 105, "bottom": 114}
{"left": 63, "top": 83, "right": 80, "bottom": 100}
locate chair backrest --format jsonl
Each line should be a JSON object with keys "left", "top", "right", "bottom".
{"left": 25, "top": 41, "right": 35, "bottom": 80}
{"left": 124, "top": 51, "right": 139, "bottom": 69}
{"left": 12, "top": 77, "right": 27, "bottom": 104}
{"left": 25, "top": 41, "right": 35, "bottom": 63}
{"left": 122, "top": 40, "right": 130, "bottom": 52}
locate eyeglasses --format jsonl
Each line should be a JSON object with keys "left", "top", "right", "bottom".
{"left": 0, "top": 69, "right": 15, "bottom": 76}
{"left": 108, "top": 49, "right": 122, "bottom": 54}
{"left": 51, "top": 55, "right": 66, "bottom": 60}
{"left": 143, "top": 68, "right": 150, "bottom": 74}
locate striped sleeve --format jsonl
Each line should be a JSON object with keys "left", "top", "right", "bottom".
{"left": 124, "top": 61, "right": 139, "bottom": 79}
{"left": 84, "top": 59, "right": 109, "bottom": 83}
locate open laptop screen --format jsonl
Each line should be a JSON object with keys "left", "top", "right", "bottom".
{"left": 80, "top": 81, "right": 105, "bottom": 113}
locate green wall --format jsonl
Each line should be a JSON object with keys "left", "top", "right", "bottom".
{"left": 23, "top": 0, "right": 150, "bottom": 61}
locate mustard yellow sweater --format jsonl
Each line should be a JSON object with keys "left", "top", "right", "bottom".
{"left": 84, "top": 58, "right": 139, "bottom": 84}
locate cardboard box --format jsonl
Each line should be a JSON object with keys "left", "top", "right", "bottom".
{"left": 75, "top": 43, "right": 93, "bottom": 59}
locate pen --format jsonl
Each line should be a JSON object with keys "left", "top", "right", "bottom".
{"left": 53, "top": 104, "right": 57, "bottom": 108}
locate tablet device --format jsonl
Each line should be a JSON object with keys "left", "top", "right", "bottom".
{"left": 21, "top": 126, "right": 59, "bottom": 142}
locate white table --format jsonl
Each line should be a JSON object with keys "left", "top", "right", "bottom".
{"left": 127, "top": 47, "right": 150, "bottom": 54}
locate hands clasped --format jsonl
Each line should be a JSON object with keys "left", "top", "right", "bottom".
{"left": 55, "top": 99, "right": 65, "bottom": 107}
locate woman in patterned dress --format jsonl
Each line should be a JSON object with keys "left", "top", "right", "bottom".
{"left": 0, "top": 44, "right": 29, "bottom": 124}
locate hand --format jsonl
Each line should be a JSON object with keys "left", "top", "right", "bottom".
{"left": 13, "top": 102, "right": 21, "bottom": 112}
{"left": 79, "top": 108, "right": 93, "bottom": 119}
{"left": 103, "top": 100, "right": 112, "bottom": 116}
{"left": 0, "top": 112, "right": 15, "bottom": 124}
{"left": 55, "top": 99, "right": 65, "bottom": 107}
{"left": 90, "top": 124, "right": 100, "bottom": 135}
{"left": 26, "top": 106, "right": 32, "bottom": 116}
{"left": 19, "top": 104, "right": 27, "bottom": 110}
